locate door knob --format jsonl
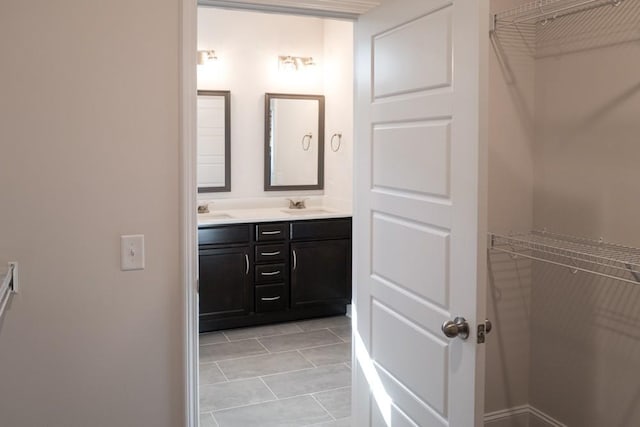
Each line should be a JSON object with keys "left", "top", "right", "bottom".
{"left": 441, "top": 317, "right": 469, "bottom": 340}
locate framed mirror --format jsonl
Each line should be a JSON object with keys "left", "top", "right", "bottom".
{"left": 265, "top": 93, "right": 325, "bottom": 191}
{"left": 197, "top": 90, "right": 231, "bottom": 192}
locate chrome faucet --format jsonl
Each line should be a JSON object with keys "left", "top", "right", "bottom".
{"left": 288, "top": 199, "right": 306, "bottom": 209}
{"left": 197, "top": 203, "right": 210, "bottom": 214}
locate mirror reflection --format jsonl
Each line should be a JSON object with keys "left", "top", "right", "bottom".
{"left": 265, "top": 93, "right": 325, "bottom": 191}
{"left": 197, "top": 90, "right": 231, "bottom": 192}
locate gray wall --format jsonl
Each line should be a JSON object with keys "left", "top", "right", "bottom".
{"left": 530, "top": 1, "right": 640, "bottom": 425}
{"left": 0, "top": 0, "right": 183, "bottom": 426}
{"left": 487, "top": 0, "right": 640, "bottom": 425}
{"left": 486, "top": 0, "right": 536, "bottom": 414}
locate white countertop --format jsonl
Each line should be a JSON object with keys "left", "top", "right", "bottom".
{"left": 198, "top": 207, "right": 351, "bottom": 226}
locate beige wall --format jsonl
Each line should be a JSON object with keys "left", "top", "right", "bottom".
{"left": 487, "top": 0, "right": 640, "bottom": 424}
{"left": 0, "top": 1, "right": 183, "bottom": 426}
{"left": 530, "top": 1, "right": 640, "bottom": 425}
{"left": 486, "top": 0, "right": 536, "bottom": 414}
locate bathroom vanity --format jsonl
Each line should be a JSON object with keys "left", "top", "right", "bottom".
{"left": 198, "top": 214, "right": 351, "bottom": 332}
{"left": 196, "top": 89, "right": 353, "bottom": 332}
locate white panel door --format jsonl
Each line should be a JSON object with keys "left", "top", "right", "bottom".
{"left": 353, "top": 0, "right": 489, "bottom": 426}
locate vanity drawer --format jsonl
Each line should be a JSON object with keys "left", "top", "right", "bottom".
{"left": 255, "top": 263, "right": 285, "bottom": 284}
{"left": 290, "top": 218, "right": 352, "bottom": 241}
{"left": 255, "top": 284, "right": 287, "bottom": 313}
{"left": 256, "top": 223, "right": 287, "bottom": 241}
{"left": 255, "top": 244, "right": 286, "bottom": 263}
{"left": 199, "top": 225, "right": 250, "bottom": 246}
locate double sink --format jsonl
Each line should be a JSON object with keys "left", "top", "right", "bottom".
{"left": 198, "top": 208, "right": 340, "bottom": 223}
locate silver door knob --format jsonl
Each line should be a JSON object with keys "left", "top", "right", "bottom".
{"left": 441, "top": 317, "right": 469, "bottom": 340}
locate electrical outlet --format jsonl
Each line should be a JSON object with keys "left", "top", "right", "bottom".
{"left": 121, "top": 235, "right": 145, "bottom": 271}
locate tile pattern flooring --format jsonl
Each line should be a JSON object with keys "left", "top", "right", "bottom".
{"left": 200, "top": 316, "right": 352, "bottom": 427}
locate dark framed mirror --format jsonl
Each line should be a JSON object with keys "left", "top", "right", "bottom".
{"left": 197, "top": 90, "right": 231, "bottom": 193}
{"left": 264, "top": 93, "right": 325, "bottom": 191}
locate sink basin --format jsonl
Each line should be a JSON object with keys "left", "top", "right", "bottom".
{"left": 199, "top": 212, "right": 233, "bottom": 219}
{"left": 282, "top": 209, "right": 333, "bottom": 215}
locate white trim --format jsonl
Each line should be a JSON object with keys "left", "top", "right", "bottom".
{"left": 181, "top": 0, "right": 199, "bottom": 426}
{"left": 484, "top": 405, "right": 567, "bottom": 427}
{"left": 529, "top": 405, "right": 568, "bottom": 427}
{"left": 484, "top": 405, "right": 530, "bottom": 422}
{"left": 198, "top": 0, "right": 378, "bottom": 19}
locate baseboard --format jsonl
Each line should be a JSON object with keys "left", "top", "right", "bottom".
{"left": 485, "top": 405, "right": 566, "bottom": 427}
{"left": 527, "top": 406, "right": 567, "bottom": 427}
{"left": 485, "top": 405, "right": 530, "bottom": 422}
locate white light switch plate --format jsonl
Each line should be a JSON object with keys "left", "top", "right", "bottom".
{"left": 121, "top": 235, "right": 145, "bottom": 271}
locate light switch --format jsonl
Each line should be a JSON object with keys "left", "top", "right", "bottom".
{"left": 121, "top": 235, "right": 145, "bottom": 271}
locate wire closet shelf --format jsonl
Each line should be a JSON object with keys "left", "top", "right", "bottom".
{"left": 492, "top": 0, "right": 626, "bottom": 30}
{"left": 489, "top": 231, "right": 640, "bottom": 285}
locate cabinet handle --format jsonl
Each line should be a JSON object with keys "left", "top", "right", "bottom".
{"left": 261, "top": 251, "right": 281, "bottom": 256}
{"left": 245, "top": 254, "right": 249, "bottom": 275}
{"left": 261, "top": 230, "right": 281, "bottom": 235}
{"left": 293, "top": 249, "right": 297, "bottom": 270}
{"left": 260, "top": 270, "right": 281, "bottom": 276}
{"left": 261, "top": 296, "right": 281, "bottom": 301}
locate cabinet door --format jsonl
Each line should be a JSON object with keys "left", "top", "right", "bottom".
{"left": 291, "top": 239, "right": 351, "bottom": 308}
{"left": 199, "top": 246, "right": 251, "bottom": 320}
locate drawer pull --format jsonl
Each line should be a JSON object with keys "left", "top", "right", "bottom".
{"left": 261, "top": 230, "right": 281, "bottom": 235}
{"left": 261, "top": 296, "right": 281, "bottom": 301}
{"left": 260, "top": 270, "right": 281, "bottom": 276}
{"left": 261, "top": 251, "right": 281, "bottom": 256}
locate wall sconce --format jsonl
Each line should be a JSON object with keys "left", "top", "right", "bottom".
{"left": 278, "top": 55, "right": 317, "bottom": 72}
{"left": 197, "top": 50, "right": 218, "bottom": 65}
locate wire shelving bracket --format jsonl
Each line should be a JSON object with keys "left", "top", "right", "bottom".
{"left": 0, "top": 262, "right": 18, "bottom": 319}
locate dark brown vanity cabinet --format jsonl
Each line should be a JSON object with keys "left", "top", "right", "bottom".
{"left": 290, "top": 220, "right": 352, "bottom": 308}
{"left": 253, "top": 223, "right": 289, "bottom": 314}
{"left": 199, "top": 246, "right": 251, "bottom": 318}
{"left": 198, "top": 224, "right": 252, "bottom": 332}
{"left": 198, "top": 218, "right": 351, "bottom": 332}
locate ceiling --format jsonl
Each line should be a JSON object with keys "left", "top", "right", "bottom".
{"left": 198, "top": 0, "right": 382, "bottom": 18}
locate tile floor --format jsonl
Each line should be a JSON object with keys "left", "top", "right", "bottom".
{"left": 199, "top": 315, "right": 352, "bottom": 427}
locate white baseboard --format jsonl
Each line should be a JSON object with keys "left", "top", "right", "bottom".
{"left": 485, "top": 405, "right": 566, "bottom": 427}
{"left": 485, "top": 405, "right": 530, "bottom": 422}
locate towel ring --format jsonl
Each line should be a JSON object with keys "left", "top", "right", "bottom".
{"left": 330, "top": 133, "right": 342, "bottom": 152}
{"left": 301, "top": 134, "right": 312, "bottom": 151}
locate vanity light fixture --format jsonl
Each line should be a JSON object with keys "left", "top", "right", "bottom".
{"left": 301, "top": 57, "right": 316, "bottom": 68}
{"left": 197, "top": 50, "right": 218, "bottom": 65}
{"left": 278, "top": 55, "right": 317, "bottom": 72}
{"left": 279, "top": 55, "right": 297, "bottom": 72}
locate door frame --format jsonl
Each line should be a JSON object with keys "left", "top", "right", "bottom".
{"left": 180, "top": 2, "right": 360, "bottom": 426}
{"left": 180, "top": 0, "right": 199, "bottom": 425}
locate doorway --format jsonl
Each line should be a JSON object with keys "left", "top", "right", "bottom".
{"left": 194, "top": 5, "right": 355, "bottom": 426}
{"left": 183, "top": 1, "right": 492, "bottom": 426}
